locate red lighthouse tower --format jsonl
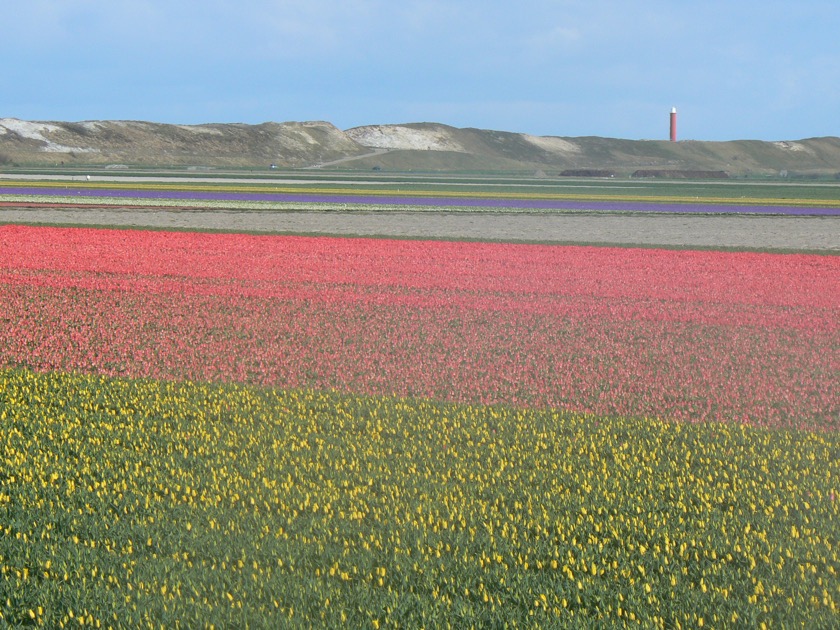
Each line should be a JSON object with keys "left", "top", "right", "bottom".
{"left": 670, "top": 107, "right": 677, "bottom": 142}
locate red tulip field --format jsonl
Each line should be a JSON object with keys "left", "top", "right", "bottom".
{"left": 1, "top": 226, "right": 836, "bottom": 429}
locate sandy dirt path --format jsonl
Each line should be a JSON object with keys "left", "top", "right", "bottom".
{"left": 1, "top": 207, "right": 837, "bottom": 251}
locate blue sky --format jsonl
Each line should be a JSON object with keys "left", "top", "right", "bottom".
{"left": 4, "top": 1, "right": 839, "bottom": 141}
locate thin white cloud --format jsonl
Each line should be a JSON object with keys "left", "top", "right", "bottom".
{"left": 526, "top": 25, "right": 581, "bottom": 55}
{"left": 8, "top": 0, "right": 163, "bottom": 47}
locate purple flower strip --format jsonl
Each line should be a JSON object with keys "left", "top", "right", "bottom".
{"left": 1, "top": 186, "right": 837, "bottom": 215}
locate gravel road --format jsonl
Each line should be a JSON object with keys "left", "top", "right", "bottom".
{"left": 1, "top": 207, "right": 837, "bottom": 251}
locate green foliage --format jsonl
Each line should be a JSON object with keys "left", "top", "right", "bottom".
{"left": 1, "top": 367, "right": 837, "bottom": 627}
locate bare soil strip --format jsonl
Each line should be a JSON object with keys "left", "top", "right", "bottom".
{"left": 1, "top": 207, "right": 837, "bottom": 251}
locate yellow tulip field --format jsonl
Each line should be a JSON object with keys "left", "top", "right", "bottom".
{"left": 1, "top": 368, "right": 838, "bottom": 627}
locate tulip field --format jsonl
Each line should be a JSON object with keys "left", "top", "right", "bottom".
{"left": 2, "top": 177, "right": 840, "bottom": 214}
{"left": 0, "top": 205, "right": 838, "bottom": 626}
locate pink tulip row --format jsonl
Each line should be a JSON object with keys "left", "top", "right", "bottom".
{"left": 1, "top": 225, "right": 837, "bottom": 429}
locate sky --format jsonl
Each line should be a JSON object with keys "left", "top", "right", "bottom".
{"left": 3, "top": 0, "right": 839, "bottom": 141}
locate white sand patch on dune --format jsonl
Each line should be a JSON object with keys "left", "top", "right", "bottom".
{"left": 176, "top": 124, "right": 223, "bottom": 135}
{"left": 524, "top": 134, "right": 580, "bottom": 153}
{"left": 347, "top": 125, "right": 466, "bottom": 152}
{"left": 0, "top": 118, "right": 98, "bottom": 153}
{"left": 774, "top": 141, "right": 807, "bottom": 152}
{"left": 0, "top": 118, "right": 61, "bottom": 140}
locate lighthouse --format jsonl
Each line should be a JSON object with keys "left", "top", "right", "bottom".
{"left": 670, "top": 107, "right": 677, "bottom": 142}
